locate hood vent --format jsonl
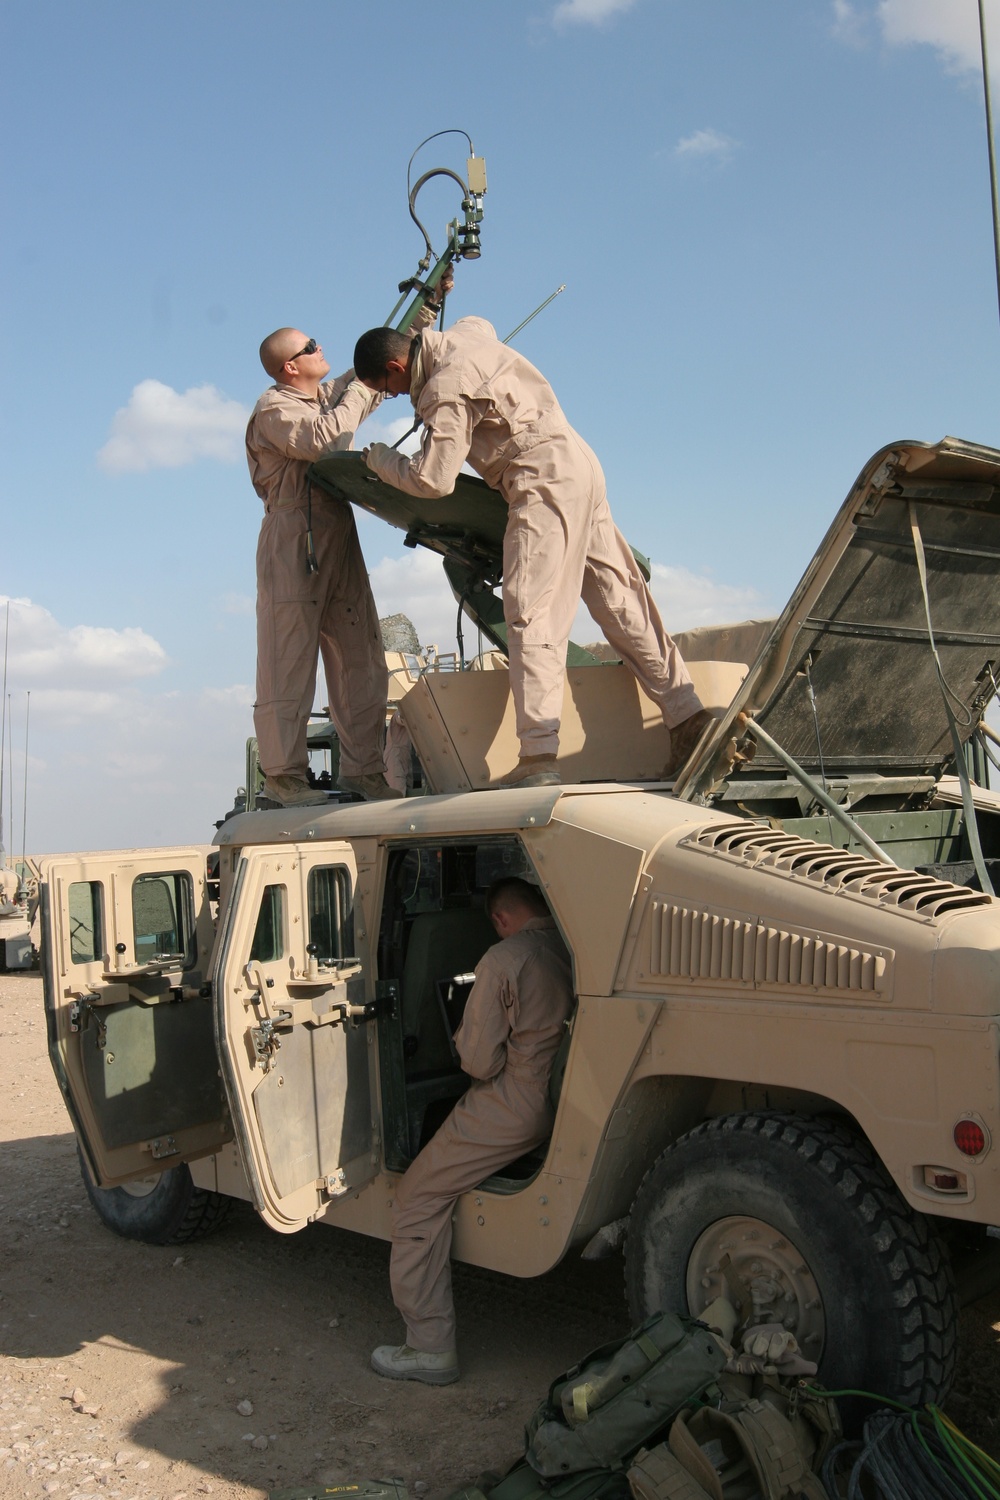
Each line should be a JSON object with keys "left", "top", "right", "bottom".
{"left": 687, "top": 822, "right": 992, "bottom": 919}
{"left": 649, "top": 900, "right": 889, "bottom": 994}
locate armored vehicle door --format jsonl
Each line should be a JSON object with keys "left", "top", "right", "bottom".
{"left": 215, "top": 842, "right": 379, "bottom": 1232}
{"left": 40, "top": 848, "right": 230, "bottom": 1187}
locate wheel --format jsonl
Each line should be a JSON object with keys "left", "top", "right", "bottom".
{"left": 78, "top": 1147, "right": 233, "bottom": 1245}
{"left": 624, "top": 1112, "right": 957, "bottom": 1408}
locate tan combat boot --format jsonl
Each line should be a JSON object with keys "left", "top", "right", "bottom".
{"left": 337, "top": 773, "right": 404, "bottom": 801}
{"left": 370, "top": 1342, "right": 460, "bottom": 1385}
{"left": 260, "top": 775, "right": 330, "bottom": 808}
{"left": 496, "top": 755, "right": 561, "bottom": 789}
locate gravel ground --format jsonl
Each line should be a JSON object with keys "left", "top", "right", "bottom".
{"left": 1, "top": 970, "right": 997, "bottom": 1500}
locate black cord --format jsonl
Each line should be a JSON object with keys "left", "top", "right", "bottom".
{"left": 305, "top": 483, "right": 318, "bottom": 575}
{"left": 455, "top": 588, "right": 468, "bottom": 669}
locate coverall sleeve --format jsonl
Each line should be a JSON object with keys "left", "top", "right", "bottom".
{"left": 365, "top": 392, "right": 477, "bottom": 499}
{"left": 454, "top": 951, "right": 511, "bottom": 1081}
{"left": 258, "top": 374, "right": 380, "bottom": 461}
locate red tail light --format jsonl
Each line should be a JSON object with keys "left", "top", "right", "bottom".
{"left": 954, "top": 1119, "right": 987, "bottom": 1157}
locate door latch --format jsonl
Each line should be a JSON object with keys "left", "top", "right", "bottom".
{"left": 69, "top": 997, "right": 107, "bottom": 1049}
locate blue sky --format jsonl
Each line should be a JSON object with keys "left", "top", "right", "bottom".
{"left": 3, "top": 0, "right": 999, "bottom": 853}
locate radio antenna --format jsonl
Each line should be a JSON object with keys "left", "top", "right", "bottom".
{"left": 979, "top": 0, "right": 1000, "bottom": 326}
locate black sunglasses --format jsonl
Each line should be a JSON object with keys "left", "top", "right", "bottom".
{"left": 291, "top": 338, "right": 318, "bottom": 360}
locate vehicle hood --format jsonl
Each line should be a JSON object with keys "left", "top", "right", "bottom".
{"left": 675, "top": 436, "right": 1000, "bottom": 799}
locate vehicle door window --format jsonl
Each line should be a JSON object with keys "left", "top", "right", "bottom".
{"left": 131, "top": 872, "right": 195, "bottom": 966}
{"left": 307, "top": 865, "right": 355, "bottom": 961}
{"left": 68, "top": 881, "right": 104, "bottom": 965}
{"left": 249, "top": 884, "right": 285, "bottom": 963}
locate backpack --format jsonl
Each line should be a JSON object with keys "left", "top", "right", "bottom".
{"left": 525, "top": 1312, "right": 727, "bottom": 1477}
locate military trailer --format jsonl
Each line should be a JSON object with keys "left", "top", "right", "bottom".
{"left": 40, "top": 437, "right": 1000, "bottom": 1409}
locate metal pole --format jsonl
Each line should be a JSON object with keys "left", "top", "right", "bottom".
{"left": 744, "top": 715, "right": 897, "bottom": 865}
{"left": 7, "top": 695, "right": 14, "bottom": 874}
{"left": 979, "top": 0, "right": 1000, "bottom": 327}
{"left": 0, "top": 601, "right": 8, "bottom": 859}
{"left": 20, "top": 691, "right": 29, "bottom": 871}
{"left": 503, "top": 285, "right": 566, "bottom": 344}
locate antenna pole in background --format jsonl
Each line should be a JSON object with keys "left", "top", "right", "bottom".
{"left": 979, "top": 0, "right": 1000, "bottom": 327}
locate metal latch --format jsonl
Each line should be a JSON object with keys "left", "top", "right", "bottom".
{"left": 250, "top": 1013, "right": 289, "bottom": 1073}
{"left": 69, "top": 997, "right": 107, "bottom": 1049}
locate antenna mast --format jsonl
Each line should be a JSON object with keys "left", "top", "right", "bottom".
{"left": 979, "top": 0, "right": 1000, "bottom": 326}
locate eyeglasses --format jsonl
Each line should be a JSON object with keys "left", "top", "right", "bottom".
{"left": 290, "top": 338, "right": 318, "bottom": 360}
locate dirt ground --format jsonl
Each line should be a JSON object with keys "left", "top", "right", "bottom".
{"left": 1, "top": 971, "right": 998, "bottom": 1500}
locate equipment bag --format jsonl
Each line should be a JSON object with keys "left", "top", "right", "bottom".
{"left": 449, "top": 1463, "right": 631, "bottom": 1500}
{"left": 525, "top": 1312, "right": 727, "bottom": 1477}
{"left": 625, "top": 1380, "right": 839, "bottom": 1500}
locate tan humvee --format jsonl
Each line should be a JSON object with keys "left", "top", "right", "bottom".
{"left": 41, "top": 436, "right": 1000, "bottom": 1411}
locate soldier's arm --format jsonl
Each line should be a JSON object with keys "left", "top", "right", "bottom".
{"left": 365, "top": 392, "right": 476, "bottom": 499}
{"left": 257, "top": 379, "right": 377, "bottom": 460}
{"left": 454, "top": 954, "right": 511, "bottom": 1081}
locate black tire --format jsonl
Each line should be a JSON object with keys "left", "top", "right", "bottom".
{"left": 78, "top": 1148, "right": 233, "bottom": 1245}
{"left": 624, "top": 1112, "right": 957, "bottom": 1409}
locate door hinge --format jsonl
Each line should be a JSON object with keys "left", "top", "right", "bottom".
{"left": 374, "top": 978, "right": 399, "bottom": 1019}
{"left": 147, "top": 1136, "right": 179, "bottom": 1160}
{"left": 323, "top": 1168, "right": 349, "bottom": 1199}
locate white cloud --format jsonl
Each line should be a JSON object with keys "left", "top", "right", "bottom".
{"left": 98, "top": 379, "right": 249, "bottom": 473}
{"left": 222, "top": 592, "right": 255, "bottom": 617}
{"left": 648, "top": 563, "right": 769, "bottom": 633}
{"left": 0, "top": 596, "right": 167, "bottom": 688}
{"left": 832, "top": 1, "right": 1000, "bottom": 77}
{"left": 369, "top": 547, "right": 465, "bottom": 652}
{"left": 830, "top": 0, "right": 868, "bottom": 48}
{"left": 674, "top": 127, "right": 739, "bottom": 163}
{"left": 552, "top": 0, "right": 637, "bottom": 24}
{"left": 878, "top": 0, "right": 984, "bottom": 73}
{"left": 366, "top": 545, "right": 770, "bottom": 663}
{"left": 7, "top": 681, "right": 254, "bottom": 856}
{"left": 362, "top": 411, "right": 424, "bottom": 456}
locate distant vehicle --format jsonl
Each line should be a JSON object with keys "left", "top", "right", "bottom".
{"left": 1, "top": 857, "right": 39, "bottom": 971}
{"left": 40, "top": 436, "right": 1000, "bottom": 1411}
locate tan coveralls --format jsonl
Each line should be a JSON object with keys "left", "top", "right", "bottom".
{"left": 367, "top": 317, "right": 701, "bottom": 757}
{"left": 246, "top": 372, "right": 388, "bottom": 779}
{"left": 390, "top": 916, "right": 573, "bottom": 1352}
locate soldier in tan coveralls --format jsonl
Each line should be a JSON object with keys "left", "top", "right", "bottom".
{"left": 246, "top": 289, "right": 449, "bottom": 806}
{"left": 353, "top": 315, "right": 713, "bottom": 788}
{"left": 371, "top": 877, "right": 573, "bottom": 1384}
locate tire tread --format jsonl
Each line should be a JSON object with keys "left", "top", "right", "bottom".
{"left": 624, "top": 1111, "right": 957, "bottom": 1406}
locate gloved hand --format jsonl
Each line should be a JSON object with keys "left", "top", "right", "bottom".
{"left": 725, "top": 1322, "right": 818, "bottom": 1377}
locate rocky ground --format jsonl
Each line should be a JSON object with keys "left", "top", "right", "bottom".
{"left": 1, "top": 971, "right": 997, "bottom": 1500}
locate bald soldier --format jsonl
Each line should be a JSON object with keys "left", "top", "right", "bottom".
{"left": 371, "top": 877, "right": 573, "bottom": 1384}
{"left": 246, "top": 287, "right": 449, "bottom": 806}
{"left": 353, "top": 316, "right": 713, "bottom": 788}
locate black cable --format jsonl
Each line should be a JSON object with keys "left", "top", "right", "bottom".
{"left": 305, "top": 483, "right": 318, "bottom": 575}
{"left": 455, "top": 588, "right": 468, "bottom": 669}
{"left": 821, "top": 1411, "right": 983, "bottom": 1500}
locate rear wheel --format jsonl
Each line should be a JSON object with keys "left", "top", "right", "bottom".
{"left": 624, "top": 1112, "right": 957, "bottom": 1408}
{"left": 78, "top": 1148, "right": 233, "bottom": 1245}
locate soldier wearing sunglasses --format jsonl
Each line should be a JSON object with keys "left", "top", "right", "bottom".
{"left": 246, "top": 280, "right": 450, "bottom": 806}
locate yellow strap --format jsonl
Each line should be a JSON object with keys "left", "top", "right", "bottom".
{"left": 572, "top": 1383, "right": 595, "bottom": 1423}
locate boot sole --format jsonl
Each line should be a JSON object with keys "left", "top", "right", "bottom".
{"left": 369, "top": 1355, "right": 460, "bottom": 1385}
{"left": 496, "top": 774, "right": 562, "bottom": 789}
